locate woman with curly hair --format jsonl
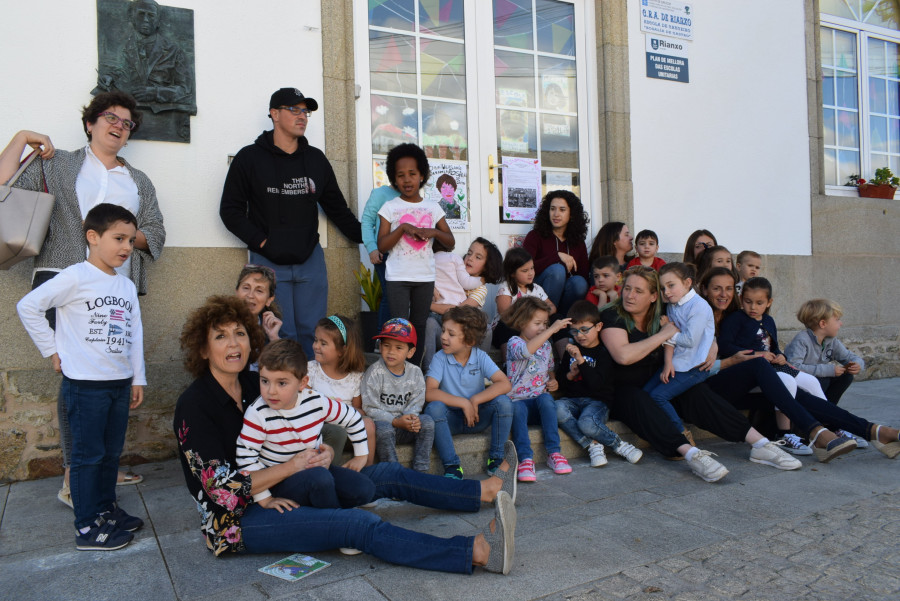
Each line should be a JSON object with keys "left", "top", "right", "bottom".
{"left": 172, "top": 295, "right": 520, "bottom": 573}
{"left": 522, "top": 190, "right": 589, "bottom": 316}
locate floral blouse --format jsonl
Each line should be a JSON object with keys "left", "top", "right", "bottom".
{"left": 173, "top": 369, "right": 260, "bottom": 556}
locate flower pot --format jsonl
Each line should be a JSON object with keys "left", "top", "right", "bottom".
{"left": 858, "top": 184, "right": 897, "bottom": 199}
{"left": 358, "top": 310, "right": 380, "bottom": 352}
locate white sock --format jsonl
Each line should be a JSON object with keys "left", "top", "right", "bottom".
{"left": 752, "top": 437, "right": 770, "bottom": 449}
{"left": 685, "top": 447, "right": 700, "bottom": 461}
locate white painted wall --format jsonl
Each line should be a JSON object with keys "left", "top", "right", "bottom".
{"left": 628, "top": 0, "right": 812, "bottom": 256}
{"left": 0, "top": 0, "right": 324, "bottom": 247}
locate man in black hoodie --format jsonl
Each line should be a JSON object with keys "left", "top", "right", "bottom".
{"left": 220, "top": 88, "right": 362, "bottom": 355}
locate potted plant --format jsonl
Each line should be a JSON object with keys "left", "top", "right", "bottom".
{"left": 353, "top": 262, "right": 383, "bottom": 351}
{"left": 847, "top": 168, "right": 899, "bottom": 199}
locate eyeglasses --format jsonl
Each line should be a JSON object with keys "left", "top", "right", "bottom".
{"left": 278, "top": 106, "right": 312, "bottom": 116}
{"left": 97, "top": 112, "right": 136, "bottom": 131}
{"left": 568, "top": 326, "right": 595, "bottom": 337}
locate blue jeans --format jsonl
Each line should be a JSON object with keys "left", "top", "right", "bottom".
{"left": 250, "top": 244, "right": 327, "bottom": 358}
{"left": 271, "top": 466, "right": 375, "bottom": 509}
{"left": 240, "top": 462, "right": 479, "bottom": 573}
{"left": 643, "top": 367, "right": 711, "bottom": 431}
{"left": 63, "top": 376, "right": 132, "bottom": 530}
{"left": 535, "top": 263, "right": 589, "bottom": 317}
{"left": 556, "top": 396, "right": 621, "bottom": 448}
{"left": 511, "top": 393, "right": 561, "bottom": 460}
{"left": 425, "top": 395, "right": 514, "bottom": 467}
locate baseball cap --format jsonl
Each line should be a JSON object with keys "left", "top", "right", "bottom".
{"left": 269, "top": 88, "right": 319, "bottom": 112}
{"left": 373, "top": 318, "right": 417, "bottom": 346}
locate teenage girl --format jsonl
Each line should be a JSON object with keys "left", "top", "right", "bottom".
{"left": 588, "top": 221, "right": 634, "bottom": 271}
{"left": 492, "top": 247, "right": 555, "bottom": 352}
{"left": 682, "top": 229, "right": 717, "bottom": 266}
{"left": 719, "top": 279, "right": 824, "bottom": 394}
{"left": 501, "top": 297, "right": 572, "bottom": 482}
{"left": 308, "top": 315, "right": 376, "bottom": 469}
{"left": 522, "top": 190, "right": 590, "bottom": 317}
{"left": 378, "top": 143, "right": 455, "bottom": 365}
{"left": 643, "top": 263, "right": 716, "bottom": 441}
{"left": 423, "top": 238, "right": 504, "bottom": 369}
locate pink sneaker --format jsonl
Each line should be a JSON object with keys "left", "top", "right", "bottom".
{"left": 547, "top": 452, "right": 572, "bottom": 474}
{"left": 517, "top": 458, "right": 536, "bottom": 482}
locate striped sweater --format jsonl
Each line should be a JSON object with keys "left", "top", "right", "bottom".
{"left": 235, "top": 387, "right": 368, "bottom": 501}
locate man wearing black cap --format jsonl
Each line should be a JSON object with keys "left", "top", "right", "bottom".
{"left": 220, "top": 88, "right": 362, "bottom": 355}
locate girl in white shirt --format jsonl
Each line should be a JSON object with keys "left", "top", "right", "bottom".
{"left": 377, "top": 144, "right": 455, "bottom": 366}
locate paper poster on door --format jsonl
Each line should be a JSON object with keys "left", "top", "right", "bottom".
{"left": 424, "top": 161, "right": 469, "bottom": 230}
{"left": 501, "top": 157, "right": 541, "bottom": 223}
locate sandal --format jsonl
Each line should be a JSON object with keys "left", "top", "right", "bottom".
{"left": 810, "top": 428, "right": 856, "bottom": 463}
{"left": 116, "top": 470, "right": 144, "bottom": 486}
{"left": 871, "top": 425, "right": 900, "bottom": 459}
{"left": 57, "top": 483, "right": 73, "bottom": 509}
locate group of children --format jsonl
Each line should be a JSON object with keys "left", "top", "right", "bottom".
{"left": 15, "top": 141, "right": 884, "bottom": 554}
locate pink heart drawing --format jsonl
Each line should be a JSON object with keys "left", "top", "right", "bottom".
{"left": 398, "top": 212, "right": 433, "bottom": 251}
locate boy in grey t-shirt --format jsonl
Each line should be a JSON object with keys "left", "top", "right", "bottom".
{"left": 362, "top": 318, "right": 434, "bottom": 471}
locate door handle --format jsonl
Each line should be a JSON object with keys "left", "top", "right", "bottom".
{"left": 488, "top": 154, "right": 498, "bottom": 194}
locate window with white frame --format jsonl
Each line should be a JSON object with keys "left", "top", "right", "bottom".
{"left": 821, "top": 0, "right": 900, "bottom": 186}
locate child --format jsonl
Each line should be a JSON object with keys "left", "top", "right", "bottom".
{"left": 492, "top": 247, "right": 555, "bottom": 351}
{"left": 361, "top": 318, "right": 435, "bottom": 471}
{"left": 433, "top": 238, "right": 484, "bottom": 306}
{"left": 377, "top": 143, "right": 455, "bottom": 365}
{"left": 585, "top": 256, "right": 620, "bottom": 306}
{"left": 786, "top": 299, "right": 868, "bottom": 447}
{"left": 719, "top": 278, "right": 835, "bottom": 446}
{"left": 17, "top": 203, "right": 145, "bottom": 551}
{"left": 424, "top": 306, "right": 513, "bottom": 479}
{"left": 695, "top": 245, "right": 735, "bottom": 281}
{"left": 308, "top": 315, "right": 375, "bottom": 468}
{"left": 642, "top": 263, "right": 716, "bottom": 441}
{"left": 735, "top": 250, "right": 761, "bottom": 296}
{"left": 625, "top": 229, "right": 666, "bottom": 271}
{"left": 236, "top": 339, "right": 373, "bottom": 509}
{"left": 502, "top": 297, "right": 572, "bottom": 481}
{"left": 556, "top": 301, "right": 643, "bottom": 466}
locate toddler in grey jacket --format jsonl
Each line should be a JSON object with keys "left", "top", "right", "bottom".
{"left": 362, "top": 318, "right": 434, "bottom": 471}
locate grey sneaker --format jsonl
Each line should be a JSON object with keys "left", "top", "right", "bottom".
{"left": 482, "top": 491, "right": 516, "bottom": 574}
{"left": 835, "top": 429, "right": 868, "bottom": 448}
{"left": 613, "top": 440, "right": 643, "bottom": 464}
{"left": 686, "top": 450, "right": 729, "bottom": 482}
{"left": 495, "top": 440, "right": 518, "bottom": 504}
{"left": 750, "top": 441, "right": 803, "bottom": 470}
{"left": 588, "top": 442, "right": 607, "bottom": 467}
{"left": 778, "top": 433, "right": 813, "bottom": 455}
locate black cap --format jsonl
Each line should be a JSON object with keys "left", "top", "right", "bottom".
{"left": 269, "top": 88, "right": 319, "bottom": 112}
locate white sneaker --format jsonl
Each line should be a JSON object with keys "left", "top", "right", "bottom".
{"left": 339, "top": 547, "right": 362, "bottom": 555}
{"left": 835, "top": 429, "right": 868, "bottom": 448}
{"left": 613, "top": 440, "right": 643, "bottom": 464}
{"left": 686, "top": 450, "right": 729, "bottom": 482}
{"left": 588, "top": 442, "right": 607, "bottom": 467}
{"left": 750, "top": 441, "right": 803, "bottom": 470}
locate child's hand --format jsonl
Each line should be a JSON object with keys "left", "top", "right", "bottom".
{"left": 261, "top": 311, "right": 282, "bottom": 341}
{"left": 607, "top": 289, "right": 619, "bottom": 302}
{"left": 130, "top": 385, "right": 144, "bottom": 409}
{"left": 51, "top": 353, "right": 62, "bottom": 373}
{"left": 660, "top": 321, "right": 679, "bottom": 338}
{"left": 550, "top": 317, "right": 572, "bottom": 334}
{"left": 343, "top": 455, "right": 368, "bottom": 472}
{"left": 369, "top": 249, "right": 383, "bottom": 264}
{"left": 565, "top": 343, "right": 582, "bottom": 362}
{"left": 462, "top": 399, "right": 479, "bottom": 427}
{"left": 258, "top": 496, "right": 299, "bottom": 514}
{"left": 547, "top": 377, "right": 559, "bottom": 392}
{"left": 287, "top": 449, "right": 312, "bottom": 472}
{"left": 307, "top": 446, "right": 333, "bottom": 469}
{"left": 661, "top": 364, "right": 675, "bottom": 384}
{"left": 771, "top": 354, "right": 787, "bottom": 365}
{"left": 393, "top": 414, "right": 420, "bottom": 432}
{"left": 659, "top": 315, "right": 670, "bottom": 327}
{"left": 845, "top": 361, "right": 861, "bottom": 375}
{"left": 833, "top": 363, "right": 846, "bottom": 376}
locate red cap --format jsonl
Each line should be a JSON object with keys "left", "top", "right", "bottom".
{"left": 373, "top": 318, "right": 417, "bottom": 346}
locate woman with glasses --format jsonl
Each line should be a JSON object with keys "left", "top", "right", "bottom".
{"left": 0, "top": 91, "right": 166, "bottom": 503}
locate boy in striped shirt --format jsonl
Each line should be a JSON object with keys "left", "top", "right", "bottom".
{"left": 236, "top": 339, "right": 373, "bottom": 511}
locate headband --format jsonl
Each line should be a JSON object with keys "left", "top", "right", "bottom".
{"left": 327, "top": 315, "right": 347, "bottom": 343}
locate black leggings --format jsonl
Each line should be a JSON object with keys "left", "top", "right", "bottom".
{"left": 385, "top": 280, "right": 434, "bottom": 366}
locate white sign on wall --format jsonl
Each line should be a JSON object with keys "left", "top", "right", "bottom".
{"left": 640, "top": 0, "right": 693, "bottom": 41}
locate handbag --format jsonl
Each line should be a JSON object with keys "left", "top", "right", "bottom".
{"left": 0, "top": 151, "right": 55, "bottom": 270}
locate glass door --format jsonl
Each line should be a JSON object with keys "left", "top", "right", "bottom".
{"left": 357, "top": 0, "right": 596, "bottom": 250}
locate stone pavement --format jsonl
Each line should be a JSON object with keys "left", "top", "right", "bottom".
{"left": 1, "top": 379, "right": 898, "bottom": 601}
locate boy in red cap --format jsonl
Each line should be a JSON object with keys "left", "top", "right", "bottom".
{"left": 362, "top": 318, "right": 434, "bottom": 471}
